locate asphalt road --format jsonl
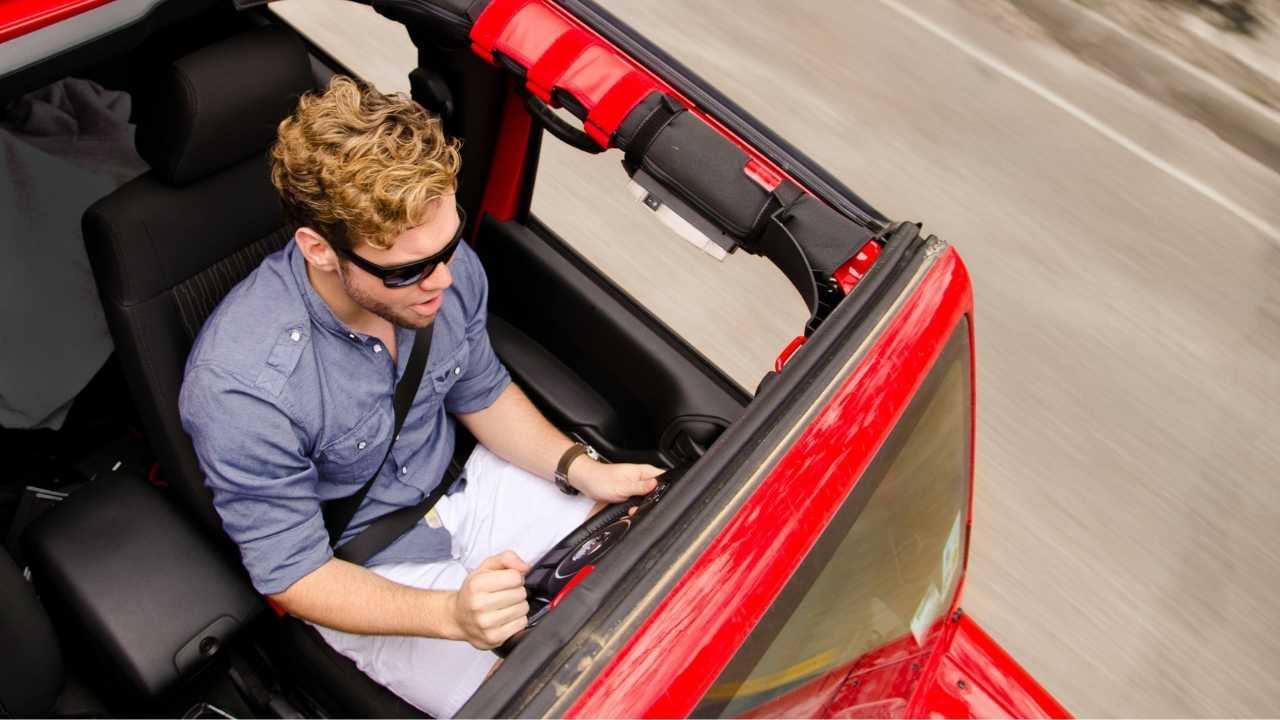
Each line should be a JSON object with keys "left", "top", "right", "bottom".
{"left": 275, "top": 1, "right": 1280, "bottom": 715}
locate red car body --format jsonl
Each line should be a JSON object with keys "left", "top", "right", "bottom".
{"left": 2, "top": 0, "right": 1070, "bottom": 717}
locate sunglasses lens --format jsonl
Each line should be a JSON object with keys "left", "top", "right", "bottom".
{"left": 375, "top": 220, "right": 464, "bottom": 288}
{"left": 385, "top": 263, "right": 433, "bottom": 288}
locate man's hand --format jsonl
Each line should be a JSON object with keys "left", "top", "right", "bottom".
{"left": 449, "top": 551, "right": 530, "bottom": 650}
{"left": 569, "top": 459, "right": 664, "bottom": 504}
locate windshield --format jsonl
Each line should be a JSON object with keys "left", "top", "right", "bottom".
{"left": 694, "top": 317, "right": 972, "bottom": 718}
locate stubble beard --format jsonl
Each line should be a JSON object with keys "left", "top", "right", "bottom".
{"left": 339, "top": 264, "right": 434, "bottom": 330}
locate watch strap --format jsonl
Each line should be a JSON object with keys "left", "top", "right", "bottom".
{"left": 555, "top": 442, "right": 590, "bottom": 495}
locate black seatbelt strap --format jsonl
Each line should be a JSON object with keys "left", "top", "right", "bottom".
{"left": 333, "top": 429, "right": 476, "bottom": 566}
{"left": 322, "top": 324, "right": 433, "bottom": 547}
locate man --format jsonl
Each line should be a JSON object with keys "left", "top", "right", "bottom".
{"left": 179, "top": 76, "right": 662, "bottom": 717}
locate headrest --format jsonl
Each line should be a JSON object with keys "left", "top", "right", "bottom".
{"left": 136, "top": 26, "right": 314, "bottom": 186}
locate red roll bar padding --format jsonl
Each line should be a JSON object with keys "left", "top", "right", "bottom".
{"left": 584, "top": 69, "right": 653, "bottom": 147}
{"left": 469, "top": 0, "right": 531, "bottom": 59}
{"left": 474, "top": 78, "right": 535, "bottom": 227}
{"left": 470, "top": 0, "right": 658, "bottom": 149}
{"left": 526, "top": 27, "right": 593, "bottom": 102}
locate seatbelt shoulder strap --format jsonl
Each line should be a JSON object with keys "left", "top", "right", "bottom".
{"left": 322, "top": 325, "right": 433, "bottom": 547}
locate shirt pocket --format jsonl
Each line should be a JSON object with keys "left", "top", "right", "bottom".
{"left": 428, "top": 337, "right": 470, "bottom": 400}
{"left": 316, "top": 402, "right": 392, "bottom": 487}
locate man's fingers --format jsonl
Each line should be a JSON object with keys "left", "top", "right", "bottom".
{"left": 500, "top": 549, "right": 530, "bottom": 573}
{"left": 478, "top": 550, "right": 529, "bottom": 574}
{"left": 470, "top": 569, "right": 526, "bottom": 594}
{"left": 459, "top": 585, "right": 526, "bottom": 616}
{"left": 639, "top": 464, "right": 664, "bottom": 479}
{"left": 482, "top": 587, "right": 529, "bottom": 613}
{"left": 487, "top": 598, "right": 531, "bottom": 627}
{"left": 630, "top": 474, "right": 658, "bottom": 497}
{"left": 492, "top": 615, "right": 529, "bottom": 644}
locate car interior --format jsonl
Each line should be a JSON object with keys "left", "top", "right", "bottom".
{"left": 0, "top": 1, "right": 881, "bottom": 717}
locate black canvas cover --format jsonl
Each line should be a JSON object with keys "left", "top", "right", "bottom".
{"left": 615, "top": 92, "right": 875, "bottom": 327}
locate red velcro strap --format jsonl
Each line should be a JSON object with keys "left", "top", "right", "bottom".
{"left": 586, "top": 71, "right": 658, "bottom": 148}
{"left": 470, "top": 0, "right": 531, "bottom": 61}
{"left": 526, "top": 28, "right": 594, "bottom": 102}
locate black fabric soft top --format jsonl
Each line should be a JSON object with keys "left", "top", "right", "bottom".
{"left": 615, "top": 92, "right": 877, "bottom": 330}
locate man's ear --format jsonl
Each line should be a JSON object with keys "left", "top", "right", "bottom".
{"left": 294, "top": 227, "right": 340, "bottom": 273}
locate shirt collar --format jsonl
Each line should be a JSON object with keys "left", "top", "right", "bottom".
{"left": 288, "top": 241, "right": 371, "bottom": 342}
{"left": 288, "top": 243, "right": 422, "bottom": 375}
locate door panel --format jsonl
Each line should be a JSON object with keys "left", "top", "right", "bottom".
{"left": 475, "top": 216, "right": 747, "bottom": 463}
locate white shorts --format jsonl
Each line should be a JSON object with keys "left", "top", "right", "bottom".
{"left": 313, "top": 444, "right": 596, "bottom": 718}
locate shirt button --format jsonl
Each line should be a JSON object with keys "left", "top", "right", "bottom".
{"left": 373, "top": 344, "right": 383, "bottom": 353}
{"left": 357, "top": 441, "right": 367, "bottom": 450}
{"left": 453, "top": 366, "right": 461, "bottom": 375}
{"left": 400, "top": 466, "right": 409, "bottom": 475}
{"left": 290, "top": 330, "right": 301, "bottom": 342}
{"left": 348, "top": 334, "right": 356, "bottom": 340}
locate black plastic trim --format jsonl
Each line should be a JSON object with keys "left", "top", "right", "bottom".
{"left": 516, "top": 118, "right": 543, "bottom": 220}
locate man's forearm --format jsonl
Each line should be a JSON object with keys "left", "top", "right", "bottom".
{"left": 270, "top": 557, "right": 460, "bottom": 639}
{"left": 457, "top": 382, "right": 662, "bottom": 507}
{"left": 458, "top": 383, "right": 573, "bottom": 482}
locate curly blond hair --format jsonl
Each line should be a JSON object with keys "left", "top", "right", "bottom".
{"left": 270, "top": 75, "right": 461, "bottom": 251}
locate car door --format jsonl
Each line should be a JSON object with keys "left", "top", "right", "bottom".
{"left": 460, "top": 226, "right": 1064, "bottom": 718}
{"left": 528, "top": 222, "right": 979, "bottom": 718}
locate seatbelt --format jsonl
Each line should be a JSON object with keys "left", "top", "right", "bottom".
{"left": 334, "top": 430, "right": 475, "bottom": 566}
{"left": 322, "top": 325, "right": 432, "bottom": 546}
{"left": 321, "top": 323, "right": 475, "bottom": 566}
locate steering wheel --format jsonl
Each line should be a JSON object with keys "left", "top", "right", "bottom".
{"left": 493, "top": 463, "right": 691, "bottom": 657}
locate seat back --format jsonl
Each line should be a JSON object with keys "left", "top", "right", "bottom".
{"left": 83, "top": 27, "right": 315, "bottom": 534}
{"left": 81, "top": 29, "right": 430, "bottom": 718}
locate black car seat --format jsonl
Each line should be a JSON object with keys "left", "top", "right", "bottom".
{"left": 79, "top": 21, "right": 631, "bottom": 718}
{"left": 0, "top": 548, "right": 63, "bottom": 717}
{"left": 81, "top": 26, "right": 424, "bottom": 718}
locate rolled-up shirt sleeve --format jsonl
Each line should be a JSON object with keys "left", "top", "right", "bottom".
{"left": 445, "top": 250, "right": 511, "bottom": 415}
{"left": 180, "top": 364, "right": 332, "bottom": 595}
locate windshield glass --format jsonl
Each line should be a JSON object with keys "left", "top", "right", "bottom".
{"left": 694, "top": 317, "right": 972, "bottom": 718}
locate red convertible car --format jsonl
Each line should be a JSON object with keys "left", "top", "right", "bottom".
{"left": 0, "top": 0, "right": 1070, "bottom": 717}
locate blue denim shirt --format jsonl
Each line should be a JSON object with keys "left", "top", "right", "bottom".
{"left": 179, "top": 240, "right": 510, "bottom": 594}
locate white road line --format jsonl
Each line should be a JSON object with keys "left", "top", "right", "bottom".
{"left": 877, "top": 0, "right": 1280, "bottom": 247}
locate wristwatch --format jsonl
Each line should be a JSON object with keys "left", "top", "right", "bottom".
{"left": 555, "top": 441, "right": 600, "bottom": 495}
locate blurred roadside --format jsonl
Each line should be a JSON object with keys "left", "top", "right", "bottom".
{"left": 1012, "top": 0, "right": 1280, "bottom": 175}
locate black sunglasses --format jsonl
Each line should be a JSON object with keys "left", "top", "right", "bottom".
{"left": 337, "top": 208, "right": 467, "bottom": 288}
